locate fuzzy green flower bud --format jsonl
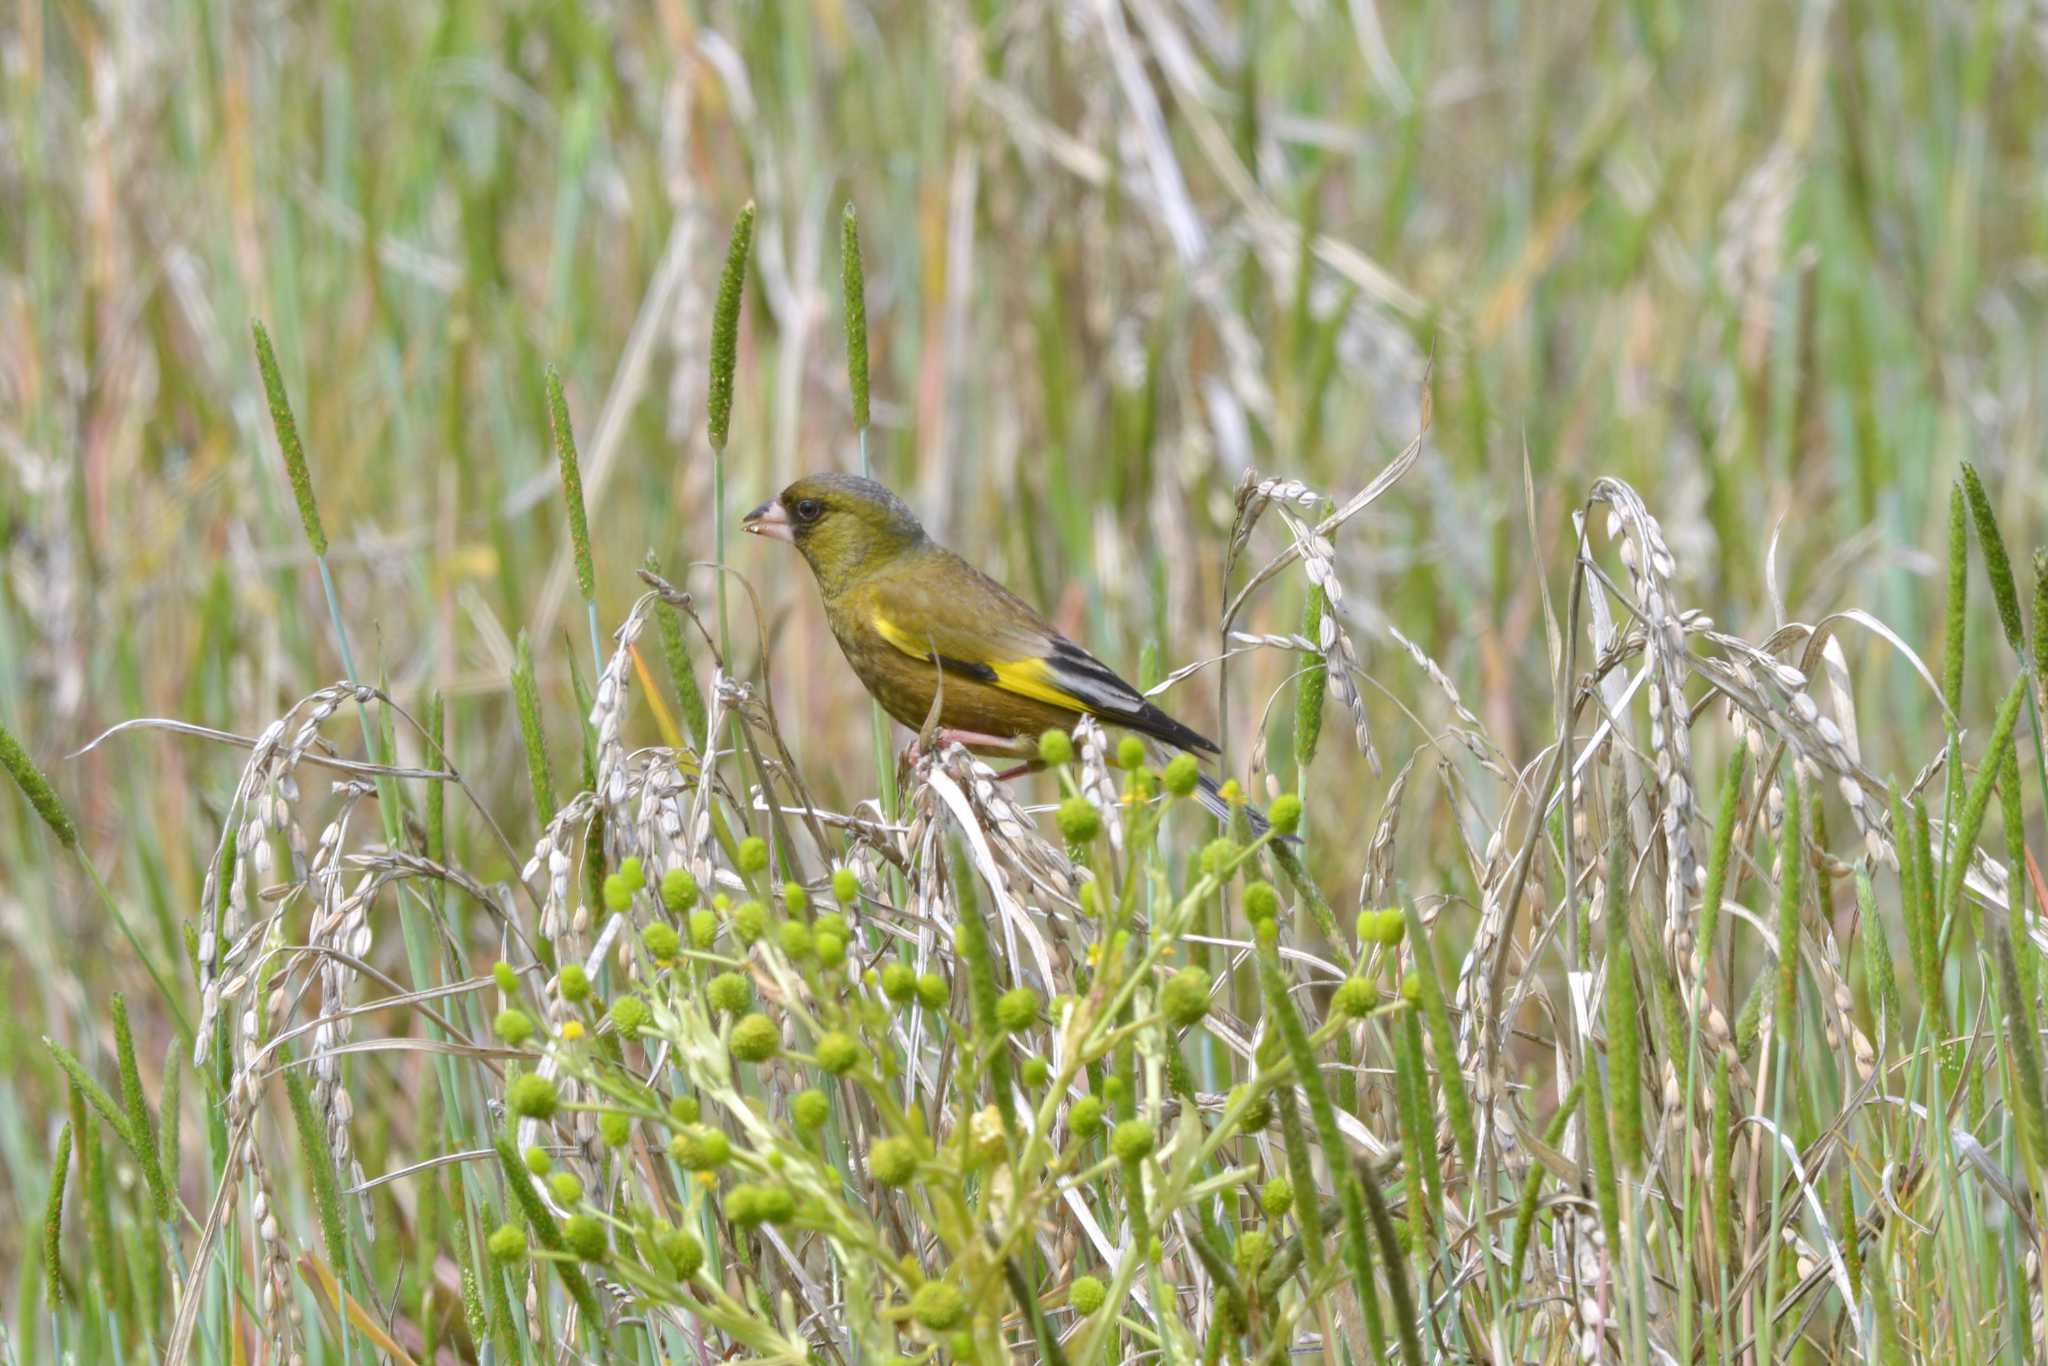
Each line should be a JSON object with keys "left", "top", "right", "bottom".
{"left": 1056, "top": 796, "right": 1102, "bottom": 844}
{"left": 598, "top": 1111, "right": 630, "bottom": 1148}
{"left": 1401, "top": 973, "right": 1423, "bottom": 1004}
{"left": 1116, "top": 736, "right": 1146, "bottom": 770}
{"left": 494, "top": 1008, "right": 535, "bottom": 1045}
{"left": 869, "top": 1136, "right": 919, "bottom": 1186}
{"left": 669, "top": 1094, "right": 701, "bottom": 1124}
{"left": 1103, "top": 1074, "right": 1129, "bottom": 1107}
{"left": 1332, "top": 978, "right": 1376, "bottom": 1019}
{"left": 782, "top": 881, "right": 809, "bottom": 916}
{"left": 911, "top": 1280, "right": 965, "bottom": 1330}
{"left": 816, "top": 931, "right": 847, "bottom": 969}
{"left": 548, "top": 1171, "right": 584, "bottom": 1205}
{"left": 995, "top": 987, "right": 1041, "bottom": 1033}
{"left": 669, "top": 1126, "right": 730, "bottom": 1171}
{"left": 915, "top": 972, "right": 948, "bottom": 1009}
{"left": 602, "top": 872, "right": 633, "bottom": 913}
{"left": 730, "top": 1012, "right": 779, "bottom": 1063}
{"left": 1230, "top": 1083, "right": 1272, "bottom": 1132}
{"left": 523, "top": 1145, "right": 552, "bottom": 1175}
{"left": 1038, "top": 729, "right": 1074, "bottom": 765}
{"left": 724, "top": 1184, "right": 760, "bottom": 1225}
{"left": 609, "top": 994, "right": 650, "bottom": 1034}
{"left": 1021, "top": 1056, "right": 1050, "bottom": 1088}
{"left": 688, "top": 908, "right": 717, "bottom": 948}
{"left": 619, "top": 855, "right": 646, "bottom": 891}
{"left": 1355, "top": 907, "right": 1405, "bottom": 946}
{"left": 492, "top": 961, "right": 519, "bottom": 995}
{"left": 1268, "top": 793, "right": 1303, "bottom": 837}
{"left": 487, "top": 1224, "right": 528, "bottom": 1264}
{"left": 1234, "top": 1228, "right": 1271, "bottom": 1276}
{"left": 558, "top": 963, "right": 591, "bottom": 1002}
{"left": 832, "top": 866, "right": 861, "bottom": 903}
{"left": 562, "top": 1213, "right": 606, "bottom": 1260}
{"left": 507, "top": 1073, "right": 559, "bottom": 1119}
{"left": 793, "top": 1089, "right": 830, "bottom": 1131}
{"left": 708, "top": 971, "right": 751, "bottom": 1014}
{"left": 881, "top": 962, "right": 918, "bottom": 1004}
{"left": 737, "top": 836, "right": 769, "bottom": 875}
{"left": 661, "top": 866, "right": 700, "bottom": 911}
{"left": 1242, "top": 880, "right": 1280, "bottom": 923}
{"left": 777, "top": 919, "right": 814, "bottom": 961}
{"left": 732, "top": 899, "right": 768, "bottom": 944}
{"left": 1160, "top": 966, "right": 1212, "bottom": 1028}
{"left": 1260, "top": 1177, "right": 1294, "bottom": 1218}
{"left": 1200, "top": 836, "right": 1242, "bottom": 877}
{"left": 1068, "top": 1096, "right": 1105, "bottom": 1139}
{"left": 642, "top": 921, "right": 682, "bottom": 960}
{"left": 1111, "top": 1119, "right": 1155, "bottom": 1163}
{"left": 660, "top": 1228, "right": 704, "bottom": 1279}
{"left": 1069, "top": 1274, "right": 1106, "bottom": 1315}
{"left": 1162, "top": 753, "right": 1200, "bottom": 797}
{"left": 815, "top": 1031, "right": 863, "bottom": 1075}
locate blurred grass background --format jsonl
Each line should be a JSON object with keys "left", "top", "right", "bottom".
{"left": 2, "top": 0, "right": 2044, "bottom": 1333}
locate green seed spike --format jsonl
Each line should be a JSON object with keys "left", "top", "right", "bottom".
{"left": 251, "top": 320, "right": 327, "bottom": 557}
{"left": 512, "top": 631, "right": 557, "bottom": 824}
{"left": 1942, "top": 483, "right": 1967, "bottom": 717}
{"left": 1774, "top": 774, "right": 1803, "bottom": 1038}
{"left": 646, "top": 551, "right": 709, "bottom": 749}
{"left": 1696, "top": 742, "right": 1746, "bottom": 966}
{"left": 1509, "top": 1079, "right": 1580, "bottom": 1285}
{"left": 1604, "top": 780, "right": 1643, "bottom": 1172}
{"left": 841, "top": 201, "right": 871, "bottom": 434}
{"left": 1254, "top": 918, "right": 1390, "bottom": 1360}
{"left": 545, "top": 364, "right": 598, "bottom": 612}
{"left": 42, "top": 1121, "right": 71, "bottom": 1310}
{"left": 1856, "top": 866, "right": 1900, "bottom": 1047}
{"left": 1294, "top": 582, "right": 1328, "bottom": 775}
{"left": 1710, "top": 1054, "right": 1734, "bottom": 1261}
{"left": 1403, "top": 903, "right": 1476, "bottom": 1169}
{"left": 1994, "top": 933, "right": 2048, "bottom": 1175}
{"left": 2032, "top": 549, "right": 2047, "bottom": 682}
{"left": 282, "top": 1047, "right": 350, "bottom": 1289}
{"left": 0, "top": 716, "right": 78, "bottom": 850}
{"left": 708, "top": 200, "right": 756, "bottom": 455}
{"left": 1959, "top": 462, "right": 2024, "bottom": 655}
{"left": 112, "top": 995, "right": 170, "bottom": 1221}
{"left": 1942, "top": 677, "right": 2030, "bottom": 933}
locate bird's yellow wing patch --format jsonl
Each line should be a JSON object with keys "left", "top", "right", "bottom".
{"left": 873, "top": 613, "right": 1085, "bottom": 711}
{"left": 986, "top": 656, "right": 1088, "bottom": 710}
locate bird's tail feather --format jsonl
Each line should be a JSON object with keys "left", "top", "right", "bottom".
{"left": 1194, "top": 771, "right": 1274, "bottom": 838}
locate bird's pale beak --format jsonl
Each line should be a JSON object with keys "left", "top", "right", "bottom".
{"left": 742, "top": 499, "right": 793, "bottom": 543}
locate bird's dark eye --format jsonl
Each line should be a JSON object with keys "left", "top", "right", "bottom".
{"left": 792, "top": 498, "right": 824, "bottom": 524}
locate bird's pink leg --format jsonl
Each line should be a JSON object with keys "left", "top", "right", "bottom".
{"left": 903, "top": 728, "right": 1035, "bottom": 766}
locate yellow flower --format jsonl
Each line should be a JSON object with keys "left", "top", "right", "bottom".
{"left": 559, "top": 1020, "right": 585, "bottom": 1041}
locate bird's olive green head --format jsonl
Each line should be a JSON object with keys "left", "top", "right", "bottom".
{"left": 743, "top": 473, "right": 929, "bottom": 596}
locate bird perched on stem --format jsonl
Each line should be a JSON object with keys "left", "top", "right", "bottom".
{"left": 744, "top": 473, "right": 1259, "bottom": 829}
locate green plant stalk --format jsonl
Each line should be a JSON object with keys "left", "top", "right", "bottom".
{"left": 493, "top": 1136, "right": 611, "bottom": 1353}
{"left": 1254, "top": 922, "right": 1393, "bottom": 1361}
{"left": 1676, "top": 746, "right": 1744, "bottom": 1362}
{"left": 1508, "top": 1079, "right": 1580, "bottom": 1287}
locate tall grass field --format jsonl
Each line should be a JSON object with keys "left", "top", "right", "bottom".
{"left": 3, "top": 2, "right": 2045, "bottom": 1362}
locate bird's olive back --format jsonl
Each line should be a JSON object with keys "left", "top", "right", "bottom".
{"left": 779, "top": 473, "right": 929, "bottom": 595}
